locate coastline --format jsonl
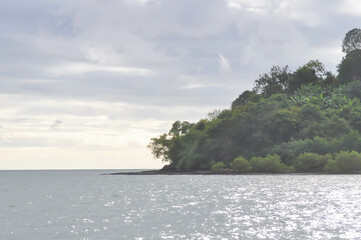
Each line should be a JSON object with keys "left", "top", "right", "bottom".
{"left": 103, "top": 170, "right": 332, "bottom": 175}
{"left": 104, "top": 170, "right": 215, "bottom": 175}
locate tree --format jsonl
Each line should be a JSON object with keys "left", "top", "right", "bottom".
{"left": 304, "top": 60, "right": 326, "bottom": 78}
{"left": 342, "top": 28, "right": 361, "bottom": 54}
{"left": 253, "top": 65, "right": 292, "bottom": 96}
{"left": 288, "top": 60, "right": 324, "bottom": 93}
{"left": 148, "top": 29, "right": 361, "bottom": 173}
{"left": 207, "top": 109, "right": 231, "bottom": 120}
{"left": 231, "top": 90, "right": 261, "bottom": 109}
{"left": 148, "top": 134, "right": 172, "bottom": 163}
{"left": 148, "top": 120, "right": 195, "bottom": 166}
{"left": 338, "top": 49, "right": 361, "bottom": 84}
{"left": 324, "top": 71, "right": 338, "bottom": 86}
{"left": 169, "top": 121, "right": 192, "bottom": 137}
{"left": 270, "top": 107, "right": 300, "bottom": 143}
{"left": 339, "top": 101, "right": 361, "bottom": 131}
{"left": 330, "top": 131, "right": 361, "bottom": 153}
{"left": 343, "top": 80, "right": 361, "bottom": 100}
{"left": 263, "top": 84, "right": 283, "bottom": 98}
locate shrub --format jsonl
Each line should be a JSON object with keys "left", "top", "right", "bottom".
{"left": 230, "top": 157, "right": 250, "bottom": 173}
{"left": 250, "top": 154, "right": 292, "bottom": 173}
{"left": 211, "top": 162, "right": 226, "bottom": 172}
{"left": 334, "top": 151, "right": 361, "bottom": 173}
{"left": 264, "top": 138, "right": 310, "bottom": 165}
{"left": 294, "top": 153, "right": 331, "bottom": 172}
{"left": 330, "top": 131, "right": 361, "bottom": 153}
{"left": 307, "top": 137, "right": 330, "bottom": 155}
{"left": 324, "top": 159, "right": 342, "bottom": 173}
{"left": 324, "top": 151, "right": 361, "bottom": 173}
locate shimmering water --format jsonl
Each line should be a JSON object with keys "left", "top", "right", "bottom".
{"left": 1, "top": 171, "right": 361, "bottom": 239}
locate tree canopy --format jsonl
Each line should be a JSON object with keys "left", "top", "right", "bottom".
{"left": 148, "top": 29, "right": 361, "bottom": 174}
{"left": 342, "top": 28, "right": 361, "bottom": 54}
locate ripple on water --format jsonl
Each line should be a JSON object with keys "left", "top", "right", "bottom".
{"left": 2, "top": 172, "right": 361, "bottom": 239}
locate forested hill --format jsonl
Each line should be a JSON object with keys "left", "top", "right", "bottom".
{"left": 148, "top": 28, "right": 361, "bottom": 174}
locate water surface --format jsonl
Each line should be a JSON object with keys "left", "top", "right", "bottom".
{"left": 1, "top": 171, "right": 361, "bottom": 239}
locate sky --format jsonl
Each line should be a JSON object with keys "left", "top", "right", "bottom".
{"left": 0, "top": 0, "right": 360, "bottom": 170}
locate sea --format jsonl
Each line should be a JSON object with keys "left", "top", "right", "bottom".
{"left": 1, "top": 170, "right": 361, "bottom": 240}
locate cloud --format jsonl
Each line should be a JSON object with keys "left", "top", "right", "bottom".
{"left": 340, "top": 0, "right": 361, "bottom": 16}
{"left": 0, "top": 0, "right": 352, "bottom": 105}
{"left": 47, "top": 62, "right": 155, "bottom": 77}
{"left": 228, "top": 1, "right": 242, "bottom": 9}
{"left": 218, "top": 54, "right": 231, "bottom": 72}
{"left": 0, "top": 0, "right": 360, "bottom": 169}
{"left": 50, "top": 119, "right": 62, "bottom": 129}
{"left": 227, "top": 0, "right": 267, "bottom": 14}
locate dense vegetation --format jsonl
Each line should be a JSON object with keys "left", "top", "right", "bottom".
{"left": 148, "top": 28, "right": 361, "bottom": 174}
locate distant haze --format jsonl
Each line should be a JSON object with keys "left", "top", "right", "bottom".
{"left": 0, "top": 0, "right": 359, "bottom": 169}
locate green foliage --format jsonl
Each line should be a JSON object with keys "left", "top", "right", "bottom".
{"left": 336, "top": 151, "right": 361, "bottom": 173}
{"left": 343, "top": 80, "right": 361, "bottom": 100}
{"left": 267, "top": 93, "right": 292, "bottom": 107}
{"left": 263, "top": 84, "right": 284, "bottom": 98}
{"left": 263, "top": 138, "right": 311, "bottom": 165}
{"left": 324, "top": 71, "right": 338, "bottom": 86}
{"left": 329, "top": 131, "right": 361, "bottom": 153}
{"left": 289, "top": 66, "right": 318, "bottom": 92}
{"left": 263, "top": 137, "right": 332, "bottom": 165}
{"left": 149, "top": 29, "right": 361, "bottom": 174}
{"left": 342, "top": 28, "right": 361, "bottom": 54}
{"left": 253, "top": 65, "right": 292, "bottom": 96}
{"left": 250, "top": 154, "right": 292, "bottom": 173}
{"left": 338, "top": 100, "right": 361, "bottom": 131}
{"left": 211, "top": 162, "right": 227, "bottom": 172}
{"left": 207, "top": 109, "right": 232, "bottom": 121}
{"left": 231, "top": 91, "right": 262, "bottom": 109}
{"left": 169, "top": 121, "right": 193, "bottom": 137}
{"left": 294, "top": 153, "right": 331, "bottom": 172}
{"left": 296, "top": 104, "right": 351, "bottom": 140}
{"left": 304, "top": 60, "right": 326, "bottom": 78}
{"left": 324, "top": 159, "right": 341, "bottom": 173}
{"left": 338, "top": 49, "right": 361, "bottom": 84}
{"left": 306, "top": 137, "right": 331, "bottom": 154}
{"left": 271, "top": 107, "right": 300, "bottom": 143}
{"left": 148, "top": 134, "right": 172, "bottom": 163}
{"left": 328, "top": 151, "right": 361, "bottom": 173}
{"left": 230, "top": 157, "right": 250, "bottom": 173}
{"left": 291, "top": 84, "right": 351, "bottom": 109}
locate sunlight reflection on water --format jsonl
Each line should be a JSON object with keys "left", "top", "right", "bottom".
{"left": 1, "top": 171, "right": 361, "bottom": 239}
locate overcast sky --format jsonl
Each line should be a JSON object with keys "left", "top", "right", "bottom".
{"left": 0, "top": 0, "right": 360, "bottom": 169}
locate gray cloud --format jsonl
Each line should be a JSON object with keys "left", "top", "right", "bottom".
{"left": 1, "top": 0, "right": 361, "bottom": 169}
{"left": 1, "top": 0, "right": 359, "bottom": 110}
{"left": 50, "top": 120, "right": 62, "bottom": 129}
{"left": 1, "top": 1, "right": 358, "bottom": 107}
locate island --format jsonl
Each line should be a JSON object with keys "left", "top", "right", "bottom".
{"left": 112, "top": 29, "right": 361, "bottom": 175}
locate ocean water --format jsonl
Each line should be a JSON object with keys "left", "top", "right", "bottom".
{"left": 1, "top": 171, "right": 361, "bottom": 240}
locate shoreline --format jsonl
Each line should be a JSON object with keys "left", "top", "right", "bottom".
{"left": 103, "top": 170, "right": 333, "bottom": 175}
